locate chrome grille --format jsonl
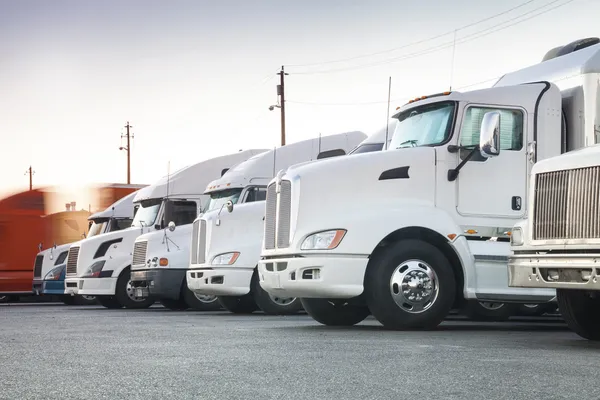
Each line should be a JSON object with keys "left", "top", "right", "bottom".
{"left": 190, "top": 219, "right": 200, "bottom": 264}
{"left": 33, "top": 255, "right": 44, "bottom": 278}
{"left": 196, "top": 219, "right": 207, "bottom": 264}
{"left": 264, "top": 183, "right": 277, "bottom": 250}
{"left": 132, "top": 241, "right": 148, "bottom": 268}
{"left": 276, "top": 180, "right": 292, "bottom": 248}
{"left": 66, "top": 246, "right": 80, "bottom": 276}
{"left": 533, "top": 166, "right": 600, "bottom": 240}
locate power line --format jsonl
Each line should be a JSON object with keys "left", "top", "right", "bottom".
{"left": 290, "top": 0, "right": 574, "bottom": 75}
{"left": 286, "top": 0, "right": 539, "bottom": 68}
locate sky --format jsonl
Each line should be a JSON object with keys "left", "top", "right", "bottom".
{"left": 1, "top": 0, "right": 599, "bottom": 210}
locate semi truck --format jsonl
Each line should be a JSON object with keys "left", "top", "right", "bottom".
{"left": 506, "top": 38, "right": 600, "bottom": 340}
{"left": 66, "top": 150, "right": 267, "bottom": 309}
{"left": 186, "top": 131, "right": 366, "bottom": 314}
{"left": 38, "top": 190, "right": 141, "bottom": 305}
{"left": 255, "top": 37, "right": 600, "bottom": 329}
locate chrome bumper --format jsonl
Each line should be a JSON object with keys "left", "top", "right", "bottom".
{"left": 508, "top": 252, "right": 600, "bottom": 290}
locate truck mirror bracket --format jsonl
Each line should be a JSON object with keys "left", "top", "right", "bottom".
{"left": 448, "top": 146, "right": 479, "bottom": 182}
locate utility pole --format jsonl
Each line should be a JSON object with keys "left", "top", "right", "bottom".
{"left": 277, "top": 66, "right": 288, "bottom": 146}
{"left": 24, "top": 166, "right": 34, "bottom": 190}
{"left": 120, "top": 121, "right": 133, "bottom": 184}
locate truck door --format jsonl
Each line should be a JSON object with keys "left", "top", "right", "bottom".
{"left": 455, "top": 82, "right": 559, "bottom": 219}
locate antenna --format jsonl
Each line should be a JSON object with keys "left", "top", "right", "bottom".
{"left": 161, "top": 160, "right": 179, "bottom": 251}
{"left": 385, "top": 76, "right": 392, "bottom": 150}
{"left": 166, "top": 161, "right": 171, "bottom": 200}
{"left": 318, "top": 133, "right": 322, "bottom": 154}
{"left": 449, "top": 29, "right": 457, "bottom": 91}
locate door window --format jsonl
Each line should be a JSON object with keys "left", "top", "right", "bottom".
{"left": 244, "top": 187, "right": 267, "bottom": 203}
{"left": 459, "top": 106, "right": 524, "bottom": 161}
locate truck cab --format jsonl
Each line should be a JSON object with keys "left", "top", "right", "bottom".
{"left": 506, "top": 39, "right": 600, "bottom": 340}
{"left": 186, "top": 131, "right": 367, "bottom": 314}
{"left": 126, "top": 150, "right": 268, "bottom": 311}
{"left": 41, "top": 190, "right": 140, "bottom": 305}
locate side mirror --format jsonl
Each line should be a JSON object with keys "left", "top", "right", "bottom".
{"left": 168, "top": 221, "right": 176, "bottom": 232}
{"left": 479, "top": 111, "right": 501, "bottom": 158}
{"left": 226, "top": 200, "right": 234, "bottom": 213}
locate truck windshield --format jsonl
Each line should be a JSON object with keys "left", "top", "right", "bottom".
{"left": 390, "top": 101, "right": 455, "bottom": 149}
{"left": 88, "top": 219, "right": 108, "bottom": 238}
{"left": 205, "top": 189, "right": 243, "bottom": 213}
{"left": 131, "top": 199, "right": 162, "bottom": 227}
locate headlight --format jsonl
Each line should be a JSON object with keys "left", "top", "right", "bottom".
{"left": 301, "top": 229, "right": 346, "bottom": 250}
{"left": 82, "top": 260, "right": 106, "bottom": 278}
{"left": 212, "top": 252, "right": 240, "bottom": 265}
{"left": 510, "top": 227, "right": 524, "bottom": 246}
{"left": 44, "top": 265, "right": 65, "bottom": 281}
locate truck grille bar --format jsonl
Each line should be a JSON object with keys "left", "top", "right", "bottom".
{"left": 264, "top": 179, "right": 292, "bottom": 250}
{"left": 533, "top": 166, "right": 600, "bottom": 240}
{"left": 33, "top": 255, "right": 44, "bottom": 278}
{"left": 66, "top": 246, "right": 80, "bottom": 276}
{"left": 132, "top": 241, "right": 148, "bottom": 268}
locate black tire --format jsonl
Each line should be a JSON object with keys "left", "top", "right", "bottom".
{"left": 251, "top": 272, "right": 303, "bottom": 315}
{"left": 61, "top": 295, "right": 77, "bottom": 305}
{"left": 159, "top": 297, "right": 189, "bottom": 311}
{"left": 517, "top": 302, "right": 556, "bottom": 317}
{"left": 301, "top": 298, "right": 370, "bottom": 326}
{"left": 183, "top": 285, "right": 222, "bottom": 311}
{"left": 364, "top": 239, "right": 456, "bottom": 330}
{"left": 0, "top": 295, "right": 8, "bottom": 303}
{"left": 75, "top": 295, "right": 98, "bottom": 306}
{"left": 557, "top": 289, "right": 600, "bottom": 341}
{"left": 114, "top": 268, "right": 155, "bottom": 309}
{"left": 217, "top": 295, "right": 258, "bottom": 314}
{"left": 97, "top": 295, "right": 123, "bottom": 309}
{"left": 462, "top": 300, "right": 516, "bottom": 321}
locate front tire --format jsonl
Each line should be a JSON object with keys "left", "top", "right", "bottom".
{"left": 301, "top": 298, "right": 369, "bottom": 326}
{"left": 251, "top": 272, "right": 303, "bottom": 315}
{"left": 364, "top": 239, "right": 456, "bottom": 330}
{"left": 159, "top": 297, "right": 188, "bottom": 311}
{"left": 183, "top": 283, "right": 222, "bottom": 311}
{"left": 97, "top": 295, "right": 122, "bottom": 309}
{"left": 557, "top": 289, "right": 600, "bottom": 341}
{"left": 217, "top": 295, "right": 258, "bottom": 314}
{"left": 462, "top": 301, "right": 515, "bottom": 321}
{"left": 115, "top": 268, "right": 154, "bottom": 309}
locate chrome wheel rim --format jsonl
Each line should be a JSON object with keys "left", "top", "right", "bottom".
{"left": 268, "top": 294, "right": 296, "bottom": 306}
{"left": 194, "top": 293, "right": 217, "bottom": 303}
{"left": 81, "top": 295, "right": 96, "bottom": 301}
{"left": 389, "top": 259, "right": 438, "bottom": 313}
{"left": 126, "top": 280, "right": 143, "bottom": 302}
{"left": 479, "top": 301, "right": 504, "bottom": 311}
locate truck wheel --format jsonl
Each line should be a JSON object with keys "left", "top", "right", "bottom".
{"left": 517, "top": 303, "right": 556, "bottom": 317}
{"left": 115, "top": 269, "right": 154, "bottom": 309}
{"left": 183, "top": 285, "right": 222, "bottom": 311}
{"left": 462, "top": 301, "right": 515, "bottom": 321}
{"left": 0, "top": 295, "right": 8, "bottom": 303}
{"left": 76, "top": 295, "right": 98, "bottom": 305}
{"left": 159, "top": 297, "right": 188, "bottom": 311}
{"left": 557, "top": 289, "right": 600, "bottom": 341}
{"left": 301, "top": 298, "right": 369, "bottom": 326}
{"left": 365, "top": 239, "right": 456, "bottom": 330}
{"left": 251, "top": 272, "right": 303, "bottom": 315}
{"left": 217, "top": 295, "right": 258, "bottom": 314}
{"left": 97, "top": 295, "right": 122, "bottom": 309}
{"left": 61, "top": 295, "right": 77, "bottom": 305}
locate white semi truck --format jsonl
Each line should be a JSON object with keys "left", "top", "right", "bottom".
{"left": 256, "top": 38, "right": 600, "bottom": 329}
{"left": 186, "top": 131, "right": 366, "bottom": 314}
{"left": 506, "top": 38, "right": 600, "bottom": 340}
{"left": 37, "top": 190, "right": 141, "bottom": 304}
{"left": 109, "top": 150, "right": 267, "bottom": 310}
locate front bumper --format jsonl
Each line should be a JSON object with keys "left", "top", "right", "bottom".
{"left": 257, "top": 254, "right": 368, "bottom": 298}
{"left": 187, "top": 267, "right": 253, "bottom": 296}
{"left": 42, "top": 279, "right": 65, "bottom": 295}
{"left": 64, "top": 276, "right": 80, "bottom": 295}
{"left": 130, "top": 269, "right": 185, "bottom": 300}
{"left": 509, "top": 252, "right": 600, "bottom": 290}
{"left": 76, "top": 277, "right": 118, "bottom": 296}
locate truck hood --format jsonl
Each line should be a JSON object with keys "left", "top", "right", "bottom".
{"left": 134, "top": 224, "right": 192, "bottom": 269}
{"left": 532, "top": 143, "right": 600, "bottom": 174}
{"left": 36, "top": 243, "right": 72, "bottom": 278}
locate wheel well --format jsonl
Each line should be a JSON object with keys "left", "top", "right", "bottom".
{"left": 368, "top": 227, "right": 465, "bottom": 308}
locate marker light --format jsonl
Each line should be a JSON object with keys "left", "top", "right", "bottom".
{"left": 510, "top": 227, "right": 524, "bottom": 246}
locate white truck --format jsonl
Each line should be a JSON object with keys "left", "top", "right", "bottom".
{"left": 104, "top": 149, "right": 266, "bottom": 310}
{"left": 507, "top": 38, "right": 600, "bottom": 340}
{"left": 255, "top": 38, "right": 600, "bottom": 329}
{"left": 38, "top": 190, "right": 141, "bottom": 304}
{"left": 186, "top": 131, "right": 367, "bottom": 314}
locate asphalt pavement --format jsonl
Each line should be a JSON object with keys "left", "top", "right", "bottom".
{"left": 1, "top": 304, "right": 598, "bottom": 400}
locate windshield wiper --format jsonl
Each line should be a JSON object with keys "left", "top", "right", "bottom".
{"left": 396, "top": 139, "right": 418, "bottom": 148}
